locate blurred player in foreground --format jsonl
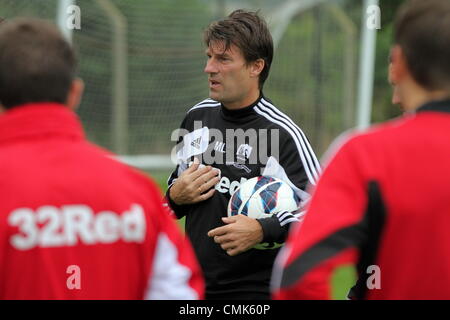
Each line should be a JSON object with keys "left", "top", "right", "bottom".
{"left": 272, "top": 0, "right": 450, "bottom": 300}
{"left": 345, "top": 53, "right": 406, "bottom": 300}
{"left": 0, "top": 18, "right": 203, "bottom": 299}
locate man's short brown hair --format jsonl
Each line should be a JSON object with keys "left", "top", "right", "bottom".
{"left": 0, "top": 18, "right": 77, "bottom": 109}
{"left": 204, "top": 10, "right": 273, "bottom": 89}
{"left": 394, "top": 0, "right": 450, "bottom": 91}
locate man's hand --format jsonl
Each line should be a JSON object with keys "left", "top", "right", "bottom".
{"left": 207, "top": 215, "right": 263, "bottom": 256}
{"left": 169, "top": 158, "right": 220, "bottom": 205}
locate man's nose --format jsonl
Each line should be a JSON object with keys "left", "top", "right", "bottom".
{"left": 204, "top": 58, "right": 218, "bottom": 74}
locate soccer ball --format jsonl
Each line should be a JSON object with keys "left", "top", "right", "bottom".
{"left": 227, "top": 176, "right": 301, "bottom": 250}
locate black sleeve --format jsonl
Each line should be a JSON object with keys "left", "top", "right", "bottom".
{"left": 165, "top": 184, "right": 193, "bottom": 220}
{"left": 257, "top": 211, "right": 299, "bottom": 243}
{"left": 166, "top": 116, "right": 192, "bottom": 220}
{"left": 278, "top": 128, "right": 321, "bottom": 190}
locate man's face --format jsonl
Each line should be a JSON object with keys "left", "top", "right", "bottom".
{"left": 204, "top": 41, "right": 258, "bottom": 109}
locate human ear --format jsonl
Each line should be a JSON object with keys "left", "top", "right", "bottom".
{"left": 66, "top": 78, "right": 84, "bottom": 111}
{"left": 250, "top": 58, "right": 265, "bottom": 78}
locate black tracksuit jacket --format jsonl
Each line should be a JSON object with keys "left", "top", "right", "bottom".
{"left": 166, "top": 94, "right": 321, "bottom": 298}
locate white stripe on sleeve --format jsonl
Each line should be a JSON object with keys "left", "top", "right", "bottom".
{"left": 255, "top": 104, "right": 320, "bottom": 185}
{"left": 279, "top": 217, "right": 299, "bottom": 227}
{"left": 261, "top": 98, "right": 322, "bottom": 174}
{"left": 144, "top": 233, "right": 198, "bottom": 300}
{"left": 275, "top": 211, "right": 300, "bottom": 227}
{"left": 276, "top": 211, "right": 291, "bottom": 221}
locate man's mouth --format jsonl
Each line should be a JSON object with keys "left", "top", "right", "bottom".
{"left": 209, "top": 80, "right": 221, "bottom": 88}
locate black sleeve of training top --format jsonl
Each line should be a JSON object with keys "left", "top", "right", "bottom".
{"left": 165, "top": 184, "right": 193, "bottom": 220}
{"left": 166, "top": 116, "right": 193, "bottom": 220}
{"left": 258, "top": 128, "right": 321, "bottom": 243}
{"left": 257, "top": 211, "right": 300, "bottom": 243}
{"left": 278, "top": 128, "right": 321, "bottom": 190}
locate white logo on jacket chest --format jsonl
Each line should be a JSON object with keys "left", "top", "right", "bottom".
{"left": 215, "top": 176, "right": 248, "bottom": 196}
{"left": 8, "top": 204, "right": 146, "bottom": 250}
{"left": 214, "top": 141, "right": 226, "bottom": 153}
{"left": 236, "top": 144, "right": 253, "bottom": 161}
{"left": 171, "top": 122, "right": 280, "bottom": 165}
{"left": 177, "top": 126, "right": 210, "bottom": 160}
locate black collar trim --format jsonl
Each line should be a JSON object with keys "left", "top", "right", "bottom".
{"left": 220, "top": 92, "right": 263, "bottom": 120}
{"left": 416, "top": 99, "right": 450, "bottom": 114}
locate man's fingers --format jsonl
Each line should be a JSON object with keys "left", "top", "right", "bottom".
{"left": 198, "top": 187, "right": 216, "bottom": 202}
{"left": 226, "top": 247, "right": 243, "bottom": 257}
{"left": 190, "top": 165, "right": 213, "bottom": 182}
{"left": 207, "top": 224, "right": 229, "bottom": 237}
{"left": 197, "top": 171, "right": 220, "bottom": 192}
{"left": 220, "top": 241, "right": 236, "bottom": 251}
{"left": 193, "top": 166, "right": 221, "bottom": 186}
{"left": 200, "top": 176, "right": 220, "bottom": 193}
{"left": 213, "top": 234, "right": 234, "bottom": 244}
{"left": 186, "top": 157, "right": 200, "bottom": 172}
{"left": 203, "top": 167, "right": 221, "bottom": 182}
{"left": 222, "top": 216, "right": 237, "bottom": 224}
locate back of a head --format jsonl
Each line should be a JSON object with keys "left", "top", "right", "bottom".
{"left": 394, "top": 0, "right": 450, "bottom": 92}
{"left": 204, "top": 9, "right": 273, "bottom": 89}
{"left": 0, "top": 18, "right": 76, "bottom": 109}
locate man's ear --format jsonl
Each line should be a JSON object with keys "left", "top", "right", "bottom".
{"left": 250, "top": 58, "right": 265, "bottom": 78}
{"left": 390, "top": 45, "right": 409, "bottom": 85}
{"left": 66, "top": 78, "right": 84, "bottom": 111}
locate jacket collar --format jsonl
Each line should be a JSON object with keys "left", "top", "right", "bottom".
{"left": 416, "top": 98, "right": 450, "bottom": 114}
{"left": 0, "top": 102, "right": 85, "bottom": 144}
{"left": 220, "top": 92, "right": 264, "bottom": 123}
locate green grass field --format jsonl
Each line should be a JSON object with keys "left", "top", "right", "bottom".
{"left": 150, "top": 169, "right": 356, "bottom": 300}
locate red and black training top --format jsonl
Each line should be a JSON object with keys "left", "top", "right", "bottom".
{"left": 0, "top": 103, "right": 204, "bottom": 299}
{"left": 273, "top": 99, "right": 450, "bottom": 300}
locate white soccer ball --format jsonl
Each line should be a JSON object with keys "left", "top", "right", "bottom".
{"left": 227, "top": 176, "right": 301, "bottom": 250}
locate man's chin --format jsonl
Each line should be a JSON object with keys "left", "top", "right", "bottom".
{"left": 208, "top": 91, "right": 221, "bottom": 102}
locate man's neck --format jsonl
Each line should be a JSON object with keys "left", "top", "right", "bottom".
{"left": 402, "top": 81, "right": 450, "bottom": 112}
{"left": 222, "top": 89, "right": 261, "bottom": 110}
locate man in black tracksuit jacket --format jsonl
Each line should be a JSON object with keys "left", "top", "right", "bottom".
{"left": 166, "top": 10, "right": 321, "bottom": 299}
